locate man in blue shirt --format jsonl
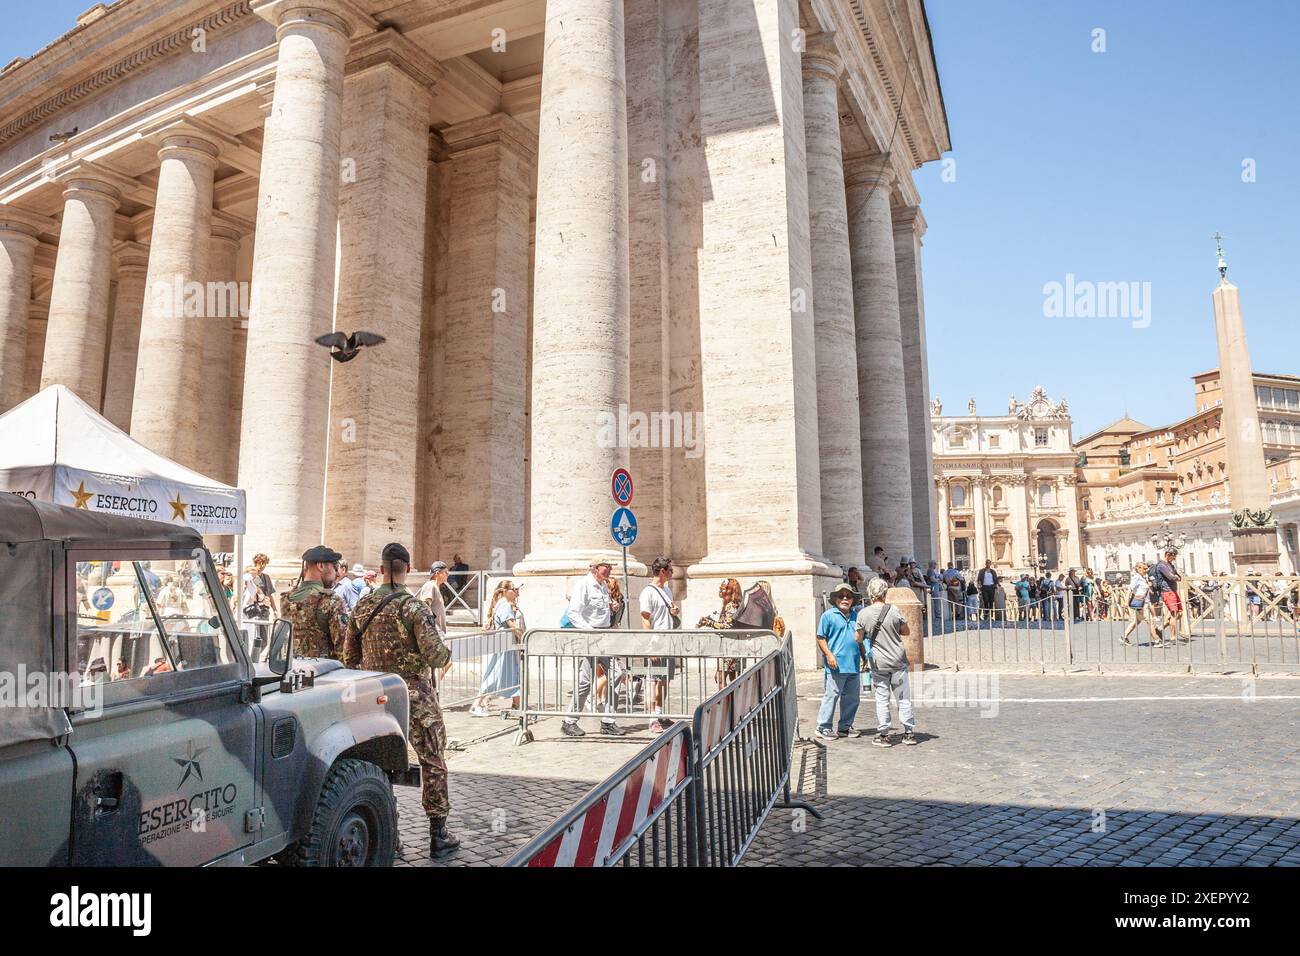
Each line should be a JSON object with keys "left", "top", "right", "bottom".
{"left": 815, "top": 583, "right": 866, "bottom": 741}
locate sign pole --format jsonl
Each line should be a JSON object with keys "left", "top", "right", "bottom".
{"left": 622, "top": 545, "right": 630, "bottom": 626}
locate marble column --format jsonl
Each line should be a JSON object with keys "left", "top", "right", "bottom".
{"left": 242, "top": 0, "right": 366, "bottom": 568}
{"left": 326, "top": 32, "right": 441, "bottom": 566}
{"left": 415, "top": 134, "right": 450, "bottom": 569}
{"left": 664, "top": 0, "right": 706, "bottom": 573}
{"left": 41, "top": 165, "right": 124, "bottom": 406}
{"left": 199, "top": 222, "right": 242, "bottom": 483}
{"left": 131, "top": 123, "right": 221, "bottom": 466}
{"left": 894, "top": 204, "right": 934, "bottom": 564}
{"left": 516, "top": 0, "right": 639, "bottom": 575}
{"left": 846, "top": 154, "right": 913, "bottom": 558}
{"left": 23, "top": 300, "right": 49, "bottom": 398}
{"left": 0, "top": 208, "right": 43, "bottom": 411}
{"left": 688, "top": 0, "right": 834, "bottom": 670}
{"left": 432, "top": 114, "right": 533, "bottom": 571}
{"left": 1007, "top": 474, "right": 1031, "bottom": 567}
{"left": 971, "top": 478, "right": 988, "bottom": 567}
{"left": 100, "top": 241, "right": 150, "bottom": 432}
{"left": 626, "top": 0, "right": 672, "bottom": 563}
{"left": 935, "top": 478, "right": 951, "bottom": 564}
{"left": 1061, "top": 476, "right": 1083, "bottom": 567}
{"left": 802, "top": 36, "right": 865, "bottom": 570}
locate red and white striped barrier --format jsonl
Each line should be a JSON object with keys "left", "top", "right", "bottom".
{"left": 525, "top": 730, "right": 691, "bottom": 867}
{"left": 698, "top": 656, "right": 779, "bottom": 751}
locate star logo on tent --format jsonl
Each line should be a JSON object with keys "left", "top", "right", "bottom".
{"left": 169, "top": 492, "right": 188, "bottom": 522}
{"left": 70, "top": 481, "right": 93, "bottom": 509}
{"left": 172, "top": 740, "right": 208, "bottom": 789}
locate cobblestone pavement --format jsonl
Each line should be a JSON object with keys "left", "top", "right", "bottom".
{"left": 394, "top": 673, "right": 1300, "bottom": 866}
{"left": 743, "top": 671, "right": 1300, "bottom": 866}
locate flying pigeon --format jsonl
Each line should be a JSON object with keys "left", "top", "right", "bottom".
{"left": 314, "top": 330, "right": 386, "bottom": 363}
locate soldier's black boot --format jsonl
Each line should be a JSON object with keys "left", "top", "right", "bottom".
{"left": 429, "top": 818, "right": 461, "bottom": 855}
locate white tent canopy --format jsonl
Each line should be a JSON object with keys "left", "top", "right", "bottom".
{"left": 0, "top": 385, "right": 245, "bottom": 534}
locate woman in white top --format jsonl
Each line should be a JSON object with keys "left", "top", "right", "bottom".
{"left": 1120, "top": 562, "right": 1160, "bottom": 647}
{"left": 471, "top": 580, "right": 524, "bottom": 715}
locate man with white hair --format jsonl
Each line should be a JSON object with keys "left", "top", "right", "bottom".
{"left": 335, "top": 563, "right": 367, "bottom": 611}
{"left": 561, "top": 560, "right": 625, "bottom": 737}
{"left": 855, "top": 577, "right": 918, "bottom": 748}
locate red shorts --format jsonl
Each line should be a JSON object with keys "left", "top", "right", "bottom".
{"left": 1161, "top": 591, "right": 1182, "bottom": 615}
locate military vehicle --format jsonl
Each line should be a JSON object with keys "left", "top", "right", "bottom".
{"left": 0, "top": 495, "right": 410, "bottom": 866}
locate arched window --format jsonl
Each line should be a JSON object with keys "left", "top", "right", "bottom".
{"left": 992, "top": 485, "right": 1004, "bottom": 507}
{"left": 950, "top": 483, "right": 967, "bottom": 508}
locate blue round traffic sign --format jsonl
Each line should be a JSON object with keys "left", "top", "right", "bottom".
{"left": 610, "top": 507, "right": 638, "bottom": 547}
{"left": 611, "top": 468, "right": 634, "bottom": 505}
{"left": 91, "top": 587, "right": 115, "bottom": 611}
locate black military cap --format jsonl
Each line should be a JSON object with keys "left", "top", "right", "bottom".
{"left": 302, "top": 544, "right": 343, "bottom": 564}
{"left": 381, "top": 542, "right": 411, "bottom": 565}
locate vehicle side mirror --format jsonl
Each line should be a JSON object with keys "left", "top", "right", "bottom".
{"left": 267, "top": 619, "right": 293, "bottom": 677}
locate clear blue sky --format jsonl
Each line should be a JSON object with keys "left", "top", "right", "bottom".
{"left": 5, "top": 2, "right": 1297, "bottom": 438}
{"left": 919, "top": 0, "right": 1300, "bottom": 437}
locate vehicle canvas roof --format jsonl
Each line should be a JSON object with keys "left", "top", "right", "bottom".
{"left": 0, "top": 493, "right": 203, "bottom": 547}
{"left": 0, "top": 496, "right": 205, "bottom": 748}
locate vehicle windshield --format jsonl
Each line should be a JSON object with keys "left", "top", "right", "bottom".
{"left": 75, "top": 558, "right": 238, "bottom": 684}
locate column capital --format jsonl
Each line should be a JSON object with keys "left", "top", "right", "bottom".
{"left": 892, "top": 203, "right": 927, "bottom": 241}
{"left": 112, "top": 240, "right": 151, "bottom": 274}
{"left": 48, "top": 160, "right": 134, "bottom": 207}
{"left": 345, "top": 26, "right": 445, "bottom": 89}
{"left": 252, "top": 0, "right": 376, "bottom": 38}
{"left": 801, "top": 33, "right": 844, "bottom": 82}
{"left": 843, "top": 152, "right": 894, "bottom": 191}
{"left": 141, "top": 117, "right": 240, "bottom": 164}
{"left": 212, "top": 210, "right": 254, "bottom": 245}
{"left": 0, "top": 205, "right": 53, "bottom": 241}
{"left": 441, "top": 112, "right": 537, "bottom": 164}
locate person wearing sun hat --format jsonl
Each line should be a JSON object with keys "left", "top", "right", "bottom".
{"left": 814, "top": 582, "right": 865, "bottom": 741}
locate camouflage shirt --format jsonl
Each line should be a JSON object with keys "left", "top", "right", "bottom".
{"left": 344, "top": 583, "right": 450, "bottom": 683}
{"left": 280, "top": 580, "right": 350, "bottom": 659}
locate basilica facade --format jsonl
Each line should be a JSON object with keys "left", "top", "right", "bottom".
{"left": 0, "top": 0, "right": 949, "bottom": 660}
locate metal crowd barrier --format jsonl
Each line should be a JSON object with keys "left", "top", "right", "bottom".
{"left": 917, "top": 575, "right": 1300, "bottom": 672}
{"left": 506, "top": 723, "right": 698, "bottom": 866}
{"left": 506, "top": 635, "right": 819, "bottom": 867}
{"left": 509, "top": 627, "right": 785, "bottom": 744}
{"left": 443, "top": 570, "right": 488, "bottom": 623}
{"left": 436, "top": 628, "right": 518, "bottom": 709}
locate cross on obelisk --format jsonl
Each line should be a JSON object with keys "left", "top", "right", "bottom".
{"left": 1212, "top": 231, "right": 1227, "bottom": 279}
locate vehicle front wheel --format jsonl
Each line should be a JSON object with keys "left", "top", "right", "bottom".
{"left": 290, "top": 758, "right": 398, "bottom": 867}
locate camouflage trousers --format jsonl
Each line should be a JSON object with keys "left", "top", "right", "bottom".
{"left": 409, "top": 684, "right": 449, "bottom": 821}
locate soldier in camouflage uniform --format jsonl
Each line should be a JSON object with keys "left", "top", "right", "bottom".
{"left": 279, "top": 545, "right": 350, "bottom": 659}
{"left": 344, "top": 542, "right": 460, "bottom": 855}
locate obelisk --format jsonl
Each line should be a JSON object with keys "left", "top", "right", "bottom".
{"left": 1210, "top": 234, "right": 1277, "bottom": 572}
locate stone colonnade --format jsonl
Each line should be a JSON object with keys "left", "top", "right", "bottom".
{"left": 2, "top": 0, "right": 941, "bottom": 661}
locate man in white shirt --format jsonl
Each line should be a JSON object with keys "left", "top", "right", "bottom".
{"left": 335, "top": 563, "right": 367, "bottom": 611}
{"left": 639, "top": 556, "right": 679, "bottom": 733}
{"left": 562, "top": 561, "right": 624, "bottom": 737}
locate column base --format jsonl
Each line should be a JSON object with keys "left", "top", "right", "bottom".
{"left": 514, "top": 548, "right": 648, "bottom": 578}
{"left": 1229, "top": 524, "right": 1280, "bottom": 574}
{"left": 684, "top": 551, "right": 842, "bottom": 671}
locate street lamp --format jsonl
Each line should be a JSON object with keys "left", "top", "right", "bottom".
{"left": 1150, "top": 517, "right": 1186, "bottom": 556}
